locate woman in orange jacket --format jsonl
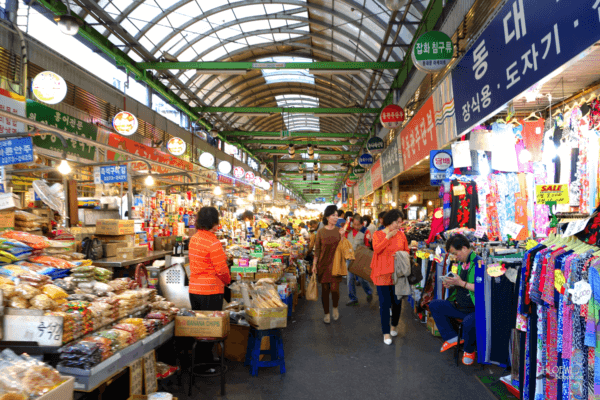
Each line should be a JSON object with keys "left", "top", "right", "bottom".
{"left": 370, "top": 209, "right": 408, "bottom": 345}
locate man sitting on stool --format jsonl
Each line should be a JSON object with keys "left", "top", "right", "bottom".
{"left": 428, "top": 234, "right": 479, "bottom": 366}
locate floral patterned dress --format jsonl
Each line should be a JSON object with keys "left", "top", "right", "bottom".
{"left": 448, "top": 180, "right": 478, "bottom": 229}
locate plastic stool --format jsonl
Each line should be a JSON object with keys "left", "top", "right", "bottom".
{"left": 189, "top": 337, "right": 227, "bottom": 396}
{"left": 244, "top": 328, "right": 286, "bottom": 376}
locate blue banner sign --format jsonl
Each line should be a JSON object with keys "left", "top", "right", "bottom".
{"left": 430, "top": 150, "right": 453, "bottom": 186}
{"left": 100, "top": 165, "right": 127, "bottom": 184}
{"left": 451, "top": 0, "right": 600, "bottom": 136}
{"left": 0, "top": 137, "right": 34, "bottom": 166}
{"left": 358, "top": 152, "right": 373, "bottom": 167}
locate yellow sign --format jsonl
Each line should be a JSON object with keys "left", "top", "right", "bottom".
{"left": 487, "top": 263, "right": 506, "bottom": 277}
{"left": 536, "top": 184, "right": 569, "bottom": 204}
{"left": 554, "top": 270, "right": 566, "bottom": 294}
{"left": 11, "top": 176, "right": 36, "bottom": 186}
{"left": 452, "top": 184, "right": 466, "bottom": 196}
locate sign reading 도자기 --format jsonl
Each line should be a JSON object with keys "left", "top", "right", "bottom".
{"left": 0, "top": 137, "right": 34, "bottom": 166}
{"left": 451, "top": 0, "right": 600, "bottom": 136}
{"left": 371, "top": 159, "right": 383, "bottom": 190}
{"left": 536, "top": 184, "right": 569, "bottom": 204}
{"left": 399, "top": 97, "right": 438, "bottom": 170}
{"left": 430, "top": 150, "right": 453, "bottom": 186}
{"left": 99, "top": 165, "right": 128, "bottom": 184}
{"left": 412, "top": 31, "right": 454, "bottom": 73}
{"left": 381, "top": 134, "right": 402, "bottom": 183}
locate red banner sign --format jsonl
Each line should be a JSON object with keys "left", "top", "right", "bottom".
{"left": 371, "top": 159, "right": 383, "bottom": 190}
{"left": 399, "top": 97, "right": 438, "bottom": 170}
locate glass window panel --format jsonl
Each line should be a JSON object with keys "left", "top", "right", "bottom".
{"left": 128, "top": 51, "right": 144, "bottom": 62}
{"left": 156, "top": 0, "right": 179, "bottom": 9}
{"left": 120, "top": 18, "right": 140, "bottom": 35}
{"left": 199, "top": 0, "right": 230, "bottom": 13}
{"left": 107, "top": 34, "right": 125, "bottom": 46}
{"left": 113, "top": 0, "right": 134, "bottom": 12}
{"left": 179, "top": 48, "right": 197, "bottom": 61}
{"left": 187, "top": 20, "right": 212, "bottom": 34}
{"left": 191, "top": 35, "right": 221, "bottom": 52}
{"left": 84, "top": 14, "right": 97, "bottom": 24}
{"left": 224, "top": 41, "right": 246, "bottom": 53}
{"left": 206, "top": 9, "right": 237, "bottom": 26}
{"left": 203, "top": 46, "right": 228, "bottom": 61}
{"left": 272, "top": 33, "right": 291, "bottom": 42}
{"left": 246, "top": 36, "right": 273, "bottom": 46}
{"left": 268, "top": 19, "right": 289, "bottom": 29}
{"left": 128, "top": 2, "right": 163, "bottom": 26}
{"left": 216, "top": 26, "right": 243, "bottom": 40}
{"left": 103, "top": 3, "right": 120, "bottom": 17}
{"left": 239, "top": 20, "right": 267, "bottom": 33}
{"left": 138, "top": 36, "right": 155, "bottom": 52}
{"left": 264, "top": 4, "right": 284, "bottom": 13}
{"left": 234, "top": 4, "right": 268, "bottom": 18}
{"left": 146, "top": 24, "right": 174, "bottom": 45}
{"left": 165, "top": 10, "right": 193, "bottom": 28}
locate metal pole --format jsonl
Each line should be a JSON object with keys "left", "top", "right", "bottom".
{"left": 63, "top": 176, "right": 69, "bottom": 228}
{"left": 393, "top": 177, "right": 399, "bottom": 208}
{"left": 127, "top": 164, "right": 133, "bottom": 219}
{"left": 272, "top": 157, "right": 278, "bottom": 202}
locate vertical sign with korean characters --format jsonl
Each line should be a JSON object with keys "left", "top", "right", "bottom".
{"left": 399, "top": 97, "right": 438, "bottom": 170}
{"left": 451, "top": 0, "right": 600, "bottom": 136}
{"left": 381, "top": 135, "right": 402, "bottom": 183}
{"left": 365, "top": 170, "right": 373, "bottom": 194}
{"left": 0, "top": 89, "right": 25, "bottom": 135}
{"left": 99, "top": 165, "right": 128, "bottom": 184}
{"left": 0, "top": 137, "right": 34, "bottom": 166}
{"left": 371, "top": 159, "right": 383, "bottom": 190}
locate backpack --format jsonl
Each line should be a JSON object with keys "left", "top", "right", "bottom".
{"left": 407, "top": 257, "right": 423, "bottom": 285}
{"left": 81, "top": 237, "right": 104, "bottom": 260}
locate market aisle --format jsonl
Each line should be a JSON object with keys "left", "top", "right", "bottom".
{"left": 170, "top": 282, "right": 495, "bottom": 400}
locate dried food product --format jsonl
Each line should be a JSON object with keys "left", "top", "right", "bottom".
{"left": 8, "top": 297, "right": 28, "bottom": 309}
{"left": 13, "top": 284, "right": 40, "bottom": 300}
{"left": 0, "top": 232, "right": 50, "bottom": 250}
{"left": 29, "top": 294, "right": 56, "bottom": 310}
{"left": 28, "top": 256, "right": 74, "bottom": 270}
{"left": 42, "top": 284, "right": 68, "bottom": 300}
{"left": 16, "top": 272, "right": 51, "bottom": 288}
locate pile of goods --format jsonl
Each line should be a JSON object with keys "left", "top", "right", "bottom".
{"left": 14, "top": 211, "right": 52, "bottom": 233}
{"left": 0, "top": 349, "right": 67, "bottom": 399}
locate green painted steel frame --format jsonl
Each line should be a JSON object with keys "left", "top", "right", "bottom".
{"left": 253, "top": 149, "right": 355, "bottom": 155}
{"left": 137, "top": 61, "right": 403, "bottom": 70}
{"left": 222, "top": 131, "right": 368, "bottom": 138}
{"left": 193, "top": 107, "right": 380, "bottom": 114}
{"left": 238, "top": 140, "right": 351, "bottom": 146}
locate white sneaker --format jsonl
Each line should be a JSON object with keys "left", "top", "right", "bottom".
{"left": 390, "top": 329, "right": 398, "bottom": 337}
{"left": 324, "top": 314, "right": 331, "bottom": 324}
{"left": 332, "top": 308, "right": 339, "bottom": 321}
{"left": 383, "top": 336, "right": 392, "bottom": 345}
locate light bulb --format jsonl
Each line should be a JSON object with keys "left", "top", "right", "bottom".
{"left": 428, "top": 201, "right": 433, "bottom": 206}
{"left": 349, "top": 137, "right": 358, "bottom": 145}
{"left": 385, "top": 0, "right": 408, "bottom": 11}
{"left": 519, "top": 149, "right": 532, "bottom": 163}
{"left": 57, "top": 159, "right": 71, "bottom": 175}
{"left": 265, "top": 194, "right": 271, "bottom": 201}
{"left": 56, "top": 15, "right": 80, "bottom": 36}
{"left": 248, "top": 194, "right": 255, "bottom": 201}
{"left": 391, "top": 201, "right": 397, "bottom": 207}
{"left": 145, "top": 175, "right": 154, "bottom": 186}
{"left": 213, "top": 186, "right": 222, "bottom": 195}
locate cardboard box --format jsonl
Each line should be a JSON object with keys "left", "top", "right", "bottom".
{"left": 96, "top": 219, "right": 135, "bottom": 235}
{"left": 94, "top": 234, "right": 136, "bottom": 247}
{"left": 231, "top": 272, "right": 254, "bottom": 281}
{"left": 31, "top": 208, "right": 53, "bottom": 219}
{"left": 219, "top": 323, "right": 269, "bottom": 362}
{"left": 348, "top": 245, "right": 373, "bottom": 283}
{"left": 134, "top": 245, "right": 148, "bottom": 258}
{"left": 245, "top": 307, "right": 287, "bottom": 330}
{"left": 0, "top": 209, "right": 14, "bottom": 231}
{"left": 37, "top": 376, "right": 74, "bottom": 400}
{"left": 426, "top": 317, "right": 441, "bottom": 337}
{"left": 102, "top": 242, "right": 127, "bottom": 258}
{"left": 254, "top": 272, "right": 282, "bottom": 281}
{"left": 0, "top": 193, "right": 19, "bottom": 210}
{"left": 116, "top": 247, "right": 136, "bottom": 261}
{"left": 174, "top": 311, "right": 230, "bottom": 338}
{"left": 154, "top": 236, "right": 174, "bottom": 251}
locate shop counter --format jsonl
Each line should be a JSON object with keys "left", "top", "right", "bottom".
{"left": 93, "top": 250, "right": 172, "bottom": 268}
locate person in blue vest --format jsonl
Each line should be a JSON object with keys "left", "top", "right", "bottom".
{"left": 428, "top": 234, "right": 480, "bottom": 366}
{"left": 345, "top": 214, "right": 373, "bottom": 306}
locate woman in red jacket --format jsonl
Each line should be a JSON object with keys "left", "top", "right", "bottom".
{"left": 370, "top": 209, "right": 408, "bottom": 345}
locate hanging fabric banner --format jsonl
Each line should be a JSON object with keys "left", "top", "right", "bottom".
{"left": 400, "top": 97, "right": 438, "bottom": 170}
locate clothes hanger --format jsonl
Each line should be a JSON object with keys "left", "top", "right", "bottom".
{"left": 523, "top": 111, "right": 541, "bottom": 121}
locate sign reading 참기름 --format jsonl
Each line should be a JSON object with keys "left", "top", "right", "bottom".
{"left": 451, "top": 0, "right": 600, "bottom": 136}
{"left": 536, "top": 184, "right": 569, "bottom": 204}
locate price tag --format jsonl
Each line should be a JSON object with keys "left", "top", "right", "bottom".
{"left": 452, "top": 184, "right": 466, "bottom": 196}
{"left": 487, "top": 263, "right": 506, "bottom": 277}
{"left": 505, "top": 268, "right": 518, "bottom": 283}
{"left": 525, "top": 239, "right": 539, "bottom": 250}
{"left": 3, "top": 315, "right": 63, "bottom": 346}
{"left": 562, "top": 218, "right": 591, "bottom": 238}
{"left": 554, "top": 270, "right": 566, "bottom": 294}
{"left": 474, "top": 225, "right": 486, "bottom": 239}
{"left": 568, "top": 280, "right": 592, "bottom": 305}
{"left": 503, "top": 221, "right": 524, "bottom": 239}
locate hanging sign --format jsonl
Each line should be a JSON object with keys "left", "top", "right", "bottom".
{"left": 358, "top": 152, "right": 373, "bottom": 167}
{"left": 562, "top": 217, "right": 591, "bottom": 238}
{"left": 412, "top": 31, "right": 454, "bottom": 73}
{"left": 487, "top": 263, "right": 506, "bottom": 278}
{"left": 536, "top": 184, "right": 569, "bottom": 204}
{"left": 0, "top": 89, "right": 25, "bottom": 135}
{"left": 366, "top": 137, "right": 385, "bottom": 155}
{"left": 371, "top": 159, "right": 383, "bottom": 190}
{"left": 451, "top": 0, "right": 600, "bottom": 136}
{"left": 112, "top": 111, "right": 138, "bottom": 136}
{"left": 381, "top": 136, "right": 401, "bottom": 183}
{"left": 0, "top": 137, "right": 34, "bottom": 166}
{"left": 32, "top": 71, "right": 67, "bottom": 105}
{"left": 569, "top": 280, "right": 592, "bottom": 305}
{"left": 346, "top": 179, "right": 357, "bottom": 187}
{"left": 99, "top": 165, "right": 127, "bottom": 184}
{"left": 342, "top": 187, "right": 347, "bottom": 204}
{"left": 245, "top": 171, "right": 255, "bottom": 182}
{"left": 430, "top": 150, "right": 453, "bottom": 186}
{"left": 399, "top": 97, "right": 438, "bottom": 170}
{"left": 218, "top": 161, "right": 232, "bottom": 175}
{"left": 233, "top": 166, "right": 245, "bottom": 179}
{"left": 167, "top": 137, "right": 186, "bottom": 156}
{"left": 199, "top": 152, "right": 215, "bottom": 168}
{"left": 380, "top": 104, "right": 405, "bottom": 129}
{"left": 353, "top": 165, "right": 366, "bottom": 175}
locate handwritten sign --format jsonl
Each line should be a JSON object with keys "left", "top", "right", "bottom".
{"left": 554, "top": 270, "right": 566, "bottom": 294}
{"left": 142, "top": 350, "right": 158, "bottom": 395}
{"left": 474, "top": 225, "right": 486, "bottom": 239}
{"left": 452, "top": 184, "right": 465, "bottom": 196}
{"left": 562, "top": 218, "right": 591, "bottom": 238}
{"left": 503, "top": 221, "right": 524, "bottom": 239}
{"left": 536, "top": 184, "right": 569, "bottom": 204}
{"left": 129, "top": 359, "right": 143, "bottom": 395}
{"left": 487, "top": 263, "right": 506, "bottom": 278}
{"left": 569, "top": 280, "right": 591, "bottom": 305}
{"left": 3, "top": 315, "right": 63, "bottom": 346}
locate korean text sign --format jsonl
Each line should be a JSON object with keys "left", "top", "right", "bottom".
{"left": 536, "top": 184, "right": 569, "bottom": 204}
{"left": 381, "top": 135, "right": 402, "bottom": 183}
{"left": 0, "top": 137, "right": 34, "bottom": 166}
{"left": 430, "top": 150, "right": 453, "bottom": 186}
{"left": 451, "top": 0, "right": 600, "bottom": 136}
{"left": 100, "top": 165, "right": 128, "bottom": 184}
{"left": 371, "top": 159, "right": 383, "bottom": 190}
{"left": 400, "top": 97, "right": 438, "bottom": 170}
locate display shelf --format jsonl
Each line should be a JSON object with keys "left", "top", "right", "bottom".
{"left": 93, "top": 250, "right": 172, "bottom": 268}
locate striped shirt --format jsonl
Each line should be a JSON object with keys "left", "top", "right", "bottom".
{"left": 188, "top": 230, "right": 231, "bottom": 295}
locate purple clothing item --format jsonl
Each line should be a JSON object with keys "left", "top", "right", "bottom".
{"left": 516, "top": 141, "right": 534, "bottom": 173}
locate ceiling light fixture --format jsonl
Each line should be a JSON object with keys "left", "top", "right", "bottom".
{"left": 265, "top": 194, "right": 271, "bottom": 200}
{"left": 349, "top": 137, "right": 359, "bottom": 145}
{"left": 54, "top": 1, "right": 81, "bottom": 36}
{"left": 385, "top": 0, "right": 408, "bottom": 10}
{"left": 213, "top": 186, "right": 222, "bottom": 196}
{"left": 288, "top": 144, "right": 295, "bottom": 157}
{"left": 209, "top": 129, "right": 219, "bottom": 138}
{"left": 145, "top": 175, "right": 154, "bottom": 186}
{"left": 57, "top": 159, "right": 71, "bottom": 175}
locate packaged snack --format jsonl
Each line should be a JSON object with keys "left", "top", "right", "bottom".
{"left": 0, "top": 232, "right": 50, "bottom": 250}
{"left": 8, "top": 297, "right": 28, "bottom": 309}
{"left": 16, "top": 272, "right": 51, "bottom": 288}
{"left": 13, "top": 284, "right": 40, "bottom": 300}
{"left": 0, "top": 265, "right": 29, "bottom": 278}
{"left": 71, "top": 266, "right": 94, "bottom": 274}
{"left": 42, "top": 284, "right": 68, "bottom": 300}
{"left": 29, "top": 294, "right": 56, "bottom": 310}
{"left": 14, "top": 211, "right": 40, "bottom": 222}
{"left": 0, "top": 251, "right": 20, "bottom": 264}
{"left": 0, "top": 277, "right": 14, "bottom": 286}
{"left": 0, "top": 284, "right": 15, "bottom": 299}
{"left": 27, "top": 256, "right": 74, "bottom": 270}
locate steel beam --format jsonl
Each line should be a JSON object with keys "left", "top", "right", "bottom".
{"left": 137, "top": 61, "right": 402, "bottom": 71}
{"left": 254, "top": 149, "right": 355, "bottom": 155}
{"left": 277, "top": 160, "right": 352, "bottom": 164}
{"left": 194, "top": 107, "right": 380, "bottom": 114}
{"left": 222, "top": 131, "right": 368, "bottom": 138}
{"left": 237, "top": 140, "right": 351, "bottom": 146}
{"left": 279, "top": 171, "right": 345, "bottom": 174}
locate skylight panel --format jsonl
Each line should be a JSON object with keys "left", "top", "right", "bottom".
{"left": 203, "top": 46, "right": 228, "bottom": 61}
{"left": 272, "top": 33, "right": 291, "bottom": 42}
{"left": 145, "top": 24, "right": 174, "bottom": 45}
{"left": 268, "top": 19, "right": 289, "bottom": 29}
{"left": 264, "top": 4, "right": 284, "bottom": 14}
{"left": 235, "top": 4, "right": 269, "bottom": 19}
{"left": 199, "top": 0, "right": 230, "bottom": 13}
{"left": 156, "top": 0, "right": 179, "bottom": 9}
{"left": 113, "top": 0, "right": 134, "bottom": 12}
{"left": 246, "top": 36, "right": 273, "bottom": 46}
{"left": 224, "top": 42, "right": 246, "bottom": 54}
{"left": 239, "top": 20, "right": 267, "bottom": 33}
{"left": 206, "top": 10, "right": 237, "bottom": 26}
{"left": 120, "top": 18, "right": 140, "bottom": 36}
{"left": 128, "top": 2, "right": 162, "bottom": 26}
{"left": 103, "top": 3, "right": 120, "bottom": 18}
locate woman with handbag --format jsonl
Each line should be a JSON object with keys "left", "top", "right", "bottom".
{"left": 370, "top": 209, "right": 408, "bottom": 345}
{"left": 312, "top": 205, "right": 346, "bottom": 324}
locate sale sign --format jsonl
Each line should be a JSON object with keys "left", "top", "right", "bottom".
{"left": 535, "top": 184, "right": 569, "bottom": 204}
{"left": 399, "top": 97, "right": 438, "bottom": 170}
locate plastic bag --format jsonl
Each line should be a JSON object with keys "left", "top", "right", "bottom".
{"left": 29, "top": 294, "right": 56, "bottom": 310}
{"left": 16, "top": 272, "right": 50, "bottom": 288}
{"left": 0, "top": 232, "right": 50, "bottom": 250}
{"left": 28, "top": 256, "right": 74, "bottom": 270}
{"left": 42, "top": 284, "right": 68, "bottom": 300}
{"left": 0, "top": 284, "right": 15, "bottom": 299}
{"left": 13, "top": 284, "right": 40, "bottom": 300}
{"left": 8, "top": 297, "right": 28, "bottom": 309}
{"left": 71, "top": 266, "right": 94, "bottom": 274}
{"left": 0, "top": 251, "right": 20, "bottom": 264}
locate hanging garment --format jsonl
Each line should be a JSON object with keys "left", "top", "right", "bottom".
{"left": 448, "top": 179, "right": 478, "bottom": 229}
{"left": 521, "top": 119, "right": 546, "bottom": 162}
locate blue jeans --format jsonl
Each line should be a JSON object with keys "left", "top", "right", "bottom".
{"left": 347, "top": 260, "right": 372, "bottom": 302}
{"left": 428, "top": 299, "right": 476, "bottom": 353}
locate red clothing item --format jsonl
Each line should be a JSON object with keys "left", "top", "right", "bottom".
{"left": 189, "top": 230, "right": 231, "bottom": 295}
{"left": 370, "top": 229, "right": 408, "bottom": 286}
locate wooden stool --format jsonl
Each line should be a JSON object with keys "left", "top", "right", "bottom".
{"left": 189, "top": 337, "right": 227, "bottom": 396}
{"left": 244, "top": 328, "right": 286, "bottom": 376}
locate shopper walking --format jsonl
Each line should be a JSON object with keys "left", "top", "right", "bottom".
{"left": 370, "top": 209, "right": 409, "bottom": 345}
{"left": 312, "top": 205, "right": 345, "bottom": 324}
{"left": 345, "top": 214, "right": 373, "bottom": 306}
{"left": 377, "top": 211, "right": 387, "bottom": 231}
{"left": 188, "top": 206, "right": 231, "bottom": 366}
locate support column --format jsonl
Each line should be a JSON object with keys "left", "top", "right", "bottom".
{"left": 392, "top": 176, "right": 400, "bottom": 208}
{"left": 272, "top": 157, "right": 278, "bottom": 201}
{"left": 127, "top": 164, "right": 133, "bottom": 219}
